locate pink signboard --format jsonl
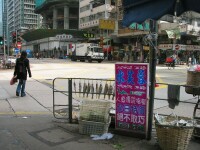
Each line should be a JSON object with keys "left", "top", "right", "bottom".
{"left": 115, "top": 63, "right": 149, "bottom": 133}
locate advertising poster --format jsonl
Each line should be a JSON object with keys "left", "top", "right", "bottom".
{"left": 115, "top": 63, "right": 149, "bottom": 133}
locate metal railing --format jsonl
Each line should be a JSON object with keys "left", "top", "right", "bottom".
{"left": 53, "top": 78, "right": 115, "bottom": 122}
{"left": 53, "top": 78, "right": 200, "bottom": 124}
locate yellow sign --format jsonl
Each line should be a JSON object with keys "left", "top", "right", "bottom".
{"left": 143, "top": 46, "right": 150, "bottom": 51}
{"left": 99, "top": 19, "right": 115, "bottom": 30}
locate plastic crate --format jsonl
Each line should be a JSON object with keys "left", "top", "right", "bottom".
{"left": 79, "top": 119, "right": 110, "bottom": 135}
{"left": 79, "top": 101, "right": 111, "bottom": 122}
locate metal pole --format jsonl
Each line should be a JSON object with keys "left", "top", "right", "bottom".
{"left": 3, "top": 34, "right": 6, "bottom": 58}
{"left": 107, "top": 29, "right": 109, "bottom": 60}
{"left": 147, "top": 20, "right": 157, "bottom": 140}
{"left": 68, "top": 78, "right": 73, "bottom": 123}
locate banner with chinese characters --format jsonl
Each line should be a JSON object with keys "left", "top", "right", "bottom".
{"left": 115, "top": 63, "right": 149, "bottom": 134}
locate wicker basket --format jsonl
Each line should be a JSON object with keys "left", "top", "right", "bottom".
{"left": 79, "top": 101, "right": 111, "bottom": 122}
{"left": 79, "top": 119, "right": 110, "bottom": 135}
{"left": 193, "top": 120, "right": 200, "bottom": 138}
{"left": 155, "top": 116, "right": 194, "bottom": 150}
{"left": 185, "top": 71, "right": 200, "bottom": 95}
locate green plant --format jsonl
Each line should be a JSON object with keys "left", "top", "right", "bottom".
{"left": 113, "top": 144, "right": 124, "bottom": 150}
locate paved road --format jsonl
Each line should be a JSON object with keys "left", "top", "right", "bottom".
{"left": 0, "top": 58, "right": 197, "bottom": 117}
{"left": 30, "top": 59, "right": 197, "bottom": 116}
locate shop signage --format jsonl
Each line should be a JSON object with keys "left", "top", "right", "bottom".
{"left": 159, "top": 44, "right": 200, "bottom": 51}
{"left": 83, "top": 33, "right": 95, "bottom": 38}
{"left": 158, "top": 44, "right": 173, "bottom": 50}
{"left": 129, "top": 21, "right": 150, "bottom": 31}
{"left": 56, "top": 34, "right": 73, "bottom": 40}
{"left": 186, "top": 45, "right": 200, "bottom": 51}
{"left": 173, "top": 44, "right": 186, "bottom": 50}
{"left": 179, "top": 24, "right": 187, "bottom": 33}
{"left": 115, "top": 63, "right": 149, "bottom": 134}
{"left": 99, "top": 19, "right": 115, "bottom": 30}
{"left": 143, "top": 46, "right": 150, "bottom": 51}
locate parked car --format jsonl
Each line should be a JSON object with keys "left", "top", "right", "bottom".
{"left": 5, "top": 56, "right": 16, "bottom": 69}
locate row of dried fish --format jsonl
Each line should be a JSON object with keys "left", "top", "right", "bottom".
{"left": 73, "top": 81, "right": 115, "bottom": 100}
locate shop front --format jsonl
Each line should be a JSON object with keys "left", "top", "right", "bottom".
{"left": 158, "top": 44, "right": 187, "bottom": 64}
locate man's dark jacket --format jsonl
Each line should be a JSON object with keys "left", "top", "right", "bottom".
{"left": 14, "top": 58, "right": 32, "bottom": 80}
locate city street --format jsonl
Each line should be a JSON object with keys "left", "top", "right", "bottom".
{"left": 0, "top": 58, "right": 199, "bottom": 150}
{"left": 0, "top": 58, "right": 198, "bottom": 119}
{"left": 30, "top": 58, "right": 198, "bottom": 117}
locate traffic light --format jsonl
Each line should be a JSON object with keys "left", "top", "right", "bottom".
{"left": 100, "top": 36, "right": 104, "bottom": 48}
{"left": 17, "top": 34, "right": 22, "bottom": 42}
{"left": 12, "top": 32, "right": 17, "bottom": 43}
{"left": 0, "top": 36, "right": 3, "bottom": 45}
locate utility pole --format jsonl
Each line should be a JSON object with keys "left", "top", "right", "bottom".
{"left": 3, "top": 34, "right": 6, "bottom": 58}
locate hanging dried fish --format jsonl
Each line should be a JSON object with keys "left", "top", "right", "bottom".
{"left": 108, "top": 84, "right": 113, "bottom": 99}
{"left": 79, "top": 80, "right": 82, "bottom": 97}
{"left": 73, "top": 81, "right": 76, "bottom": 94}
{"left": 91, "top": 82, "right": 94, "bottom": 99}
{"left": 83, "top": 82, "right": 87, "bottom": 97}
{"left": 87, "top": 82, "right": 91, "bottom": 97}
{"left": 98, "top": 83, "right": 103, "bottom": 99}
{"left": 112, "top": 84, "right": 115, "bottom": 100}
{"left": 96, "top": 82, "right": 99, "bottom": 99}
{"left": 104, "top": 82, "right": 108, "bottom": 99}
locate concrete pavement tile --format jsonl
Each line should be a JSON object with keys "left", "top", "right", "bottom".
{"left": 7, "top": 97, "right": 49, "bottom": 113}
{"left": 0, "top": 129, "right": 28, "bottom": 150}
{"left": 0, "top": 100, "right": 14, "bottom": 114}
{"left": 0, "top": 87, "right": 10, "bottom": 99}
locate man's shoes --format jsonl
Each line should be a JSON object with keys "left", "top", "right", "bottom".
{"left": 21, "top": 93, "right": 26, "bottom": 97}
{"left": 16, "top": 92, "right": 19, "bottom": 96}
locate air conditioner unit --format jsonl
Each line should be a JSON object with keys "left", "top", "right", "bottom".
{"left": 197, "top": 37, "right": 200, "bottom": 40}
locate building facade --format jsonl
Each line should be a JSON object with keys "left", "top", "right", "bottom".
{"left": 21, "top": 0, "right": 81, "bottom": 58}
{"left": 116, "top": 0, "right": 200, "bottom": 64}
{"left": 3, "top": 0, "right": 41, "bottom": 54}
{"left": 79, "top": 0, "right": 116, "bottom": 58}
{"left": 35, "top": 0, "right": 79, "bottom": 29}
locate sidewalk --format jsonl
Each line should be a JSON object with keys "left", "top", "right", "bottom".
{"left": 0, "top": 74, "right": 199, "bottom": 149}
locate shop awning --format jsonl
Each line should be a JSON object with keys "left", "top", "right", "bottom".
{"left": 122, "top": 0, "right": 200, "bottom": 27}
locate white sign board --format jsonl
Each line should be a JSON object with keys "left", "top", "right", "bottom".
{"left": 56, "top": 34, "right": 73, "bottom": 40}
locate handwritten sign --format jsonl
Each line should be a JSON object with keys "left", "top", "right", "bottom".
{"left": 115, "top": 63, "right": 149, "bottom": 133}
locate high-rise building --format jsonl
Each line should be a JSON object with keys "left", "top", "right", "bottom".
{"left": 3, "top": 0, "right": 41, "bottom": 47}
{"left": 35, "top": 0, "right": 79, "bottom": 29}
{"left": 0, "top": 0, "right": 2, "bottom": 36}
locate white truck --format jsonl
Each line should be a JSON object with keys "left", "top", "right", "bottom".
{"left": 71, "top": 43, "right": 104, "bottom": 63}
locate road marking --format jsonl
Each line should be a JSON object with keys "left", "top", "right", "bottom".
{"left": 0, "top": 111, "right": 51, "bottom": 115}
{"left": 156, "top": 74, "right": 167, "bottom": 89}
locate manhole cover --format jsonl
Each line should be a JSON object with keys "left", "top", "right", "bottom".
{"left": 29, "top": 127, "right": 80, "bottom": 146}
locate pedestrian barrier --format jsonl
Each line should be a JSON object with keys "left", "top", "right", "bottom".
{"left": 52, "top": 78, "right": 200, "bottom": 137}
{"left": 53, "top": 78, "right": 115, "bottom": 122}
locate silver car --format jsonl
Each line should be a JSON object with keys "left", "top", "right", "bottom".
{"left": 5, "top": 56, "right": 16, "bottom": 69}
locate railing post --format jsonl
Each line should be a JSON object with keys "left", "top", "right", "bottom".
{"left": 147, "top": 20, "right": 157, "bottom": 140}
{"left": 68, "top": 78, "right": 73, "bottom": 123}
